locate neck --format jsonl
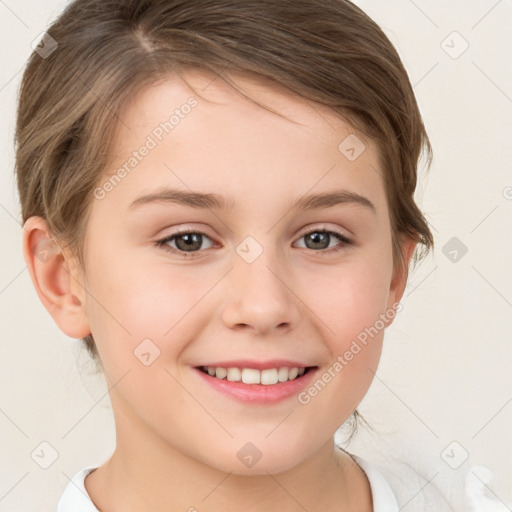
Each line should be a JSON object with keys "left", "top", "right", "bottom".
{"left": 84, "top": 399, "right": 371, "bottom": 511}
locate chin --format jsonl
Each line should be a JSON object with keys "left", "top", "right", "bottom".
{"left": 195, "top": 439, "right": 312, "bottom": 476}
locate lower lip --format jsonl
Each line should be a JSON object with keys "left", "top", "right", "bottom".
{"left": 194, "top": 367, "right": 318, "bottom": 404}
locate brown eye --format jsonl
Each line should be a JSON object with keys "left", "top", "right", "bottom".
{"left": 295, "top": 229, "right": 352, "bottom": 253}
{"left": 156, "top": 230, "right": 214, "bottom": 256}
{"left": 173, "top": 232, "right": 204, "bottom": 252}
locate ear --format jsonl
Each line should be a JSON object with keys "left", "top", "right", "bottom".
{"left": 385, "top": 235, "right": 418, "bottom": 326}
{"left": 22, "top": 216, "right": 91, "bottom": 339}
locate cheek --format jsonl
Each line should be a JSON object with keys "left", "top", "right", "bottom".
{"left": 313, "top": 257, "right": 392, "bottom": 349}
{"left": 294, "top": 265, "right": 391, "bottom": 431}
{"left": 302, "top": 251, "right": 393, "bottom": 400}
{"left": 83, "top": 252, "right": 211, "bottom": 364}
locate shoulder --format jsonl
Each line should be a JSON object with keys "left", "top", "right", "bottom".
{"left": 56, "top": 466, "right": 99, "bottom": 512}
{"left": 350, "top": 453, "right": 400, "bottom": 512}
{"left": 350, "top": 453, "right": 454, "bottom": 512}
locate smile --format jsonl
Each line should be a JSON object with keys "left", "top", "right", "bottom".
{"left": 198, "top": 366, "right": 310, "bottom": 384}
{"left": 194, "top": 364, "right": 318, "bottom": 404}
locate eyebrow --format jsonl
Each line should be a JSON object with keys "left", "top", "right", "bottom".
{"left": 128, "top": 187, "right": 376, "bottom": 214}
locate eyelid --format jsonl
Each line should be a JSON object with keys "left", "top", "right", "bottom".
{"left": 292, "top": 227, "right": 353, "bottom": 252}
{"left": 155, "top": 228, "right": 215, "bottom": 253}
{"left": 155, "top": 224, "right": 353, "bottom": 257}
{"left": 296, "top": 223, "right": 351, "bottom": 241}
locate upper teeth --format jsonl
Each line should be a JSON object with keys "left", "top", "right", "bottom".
{"left": 202, "top": 366, "right": 306, "bottom": 385}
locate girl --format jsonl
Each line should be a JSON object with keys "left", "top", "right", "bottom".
{"left": 16, "top": 0, "right": 450, "bottom": 510}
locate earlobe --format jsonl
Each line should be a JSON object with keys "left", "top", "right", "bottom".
{"left": 22, "top": 216, "right": 91, "bottom": 339}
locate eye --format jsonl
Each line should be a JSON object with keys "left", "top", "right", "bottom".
{"left": 155, "top": 227, "right": 353, "bottom": 258}
{"left": 294, "top": 228, "right": 352, "bottom": 254}
{"left": 155, "top": 229, "right": 215, "bottom": 257}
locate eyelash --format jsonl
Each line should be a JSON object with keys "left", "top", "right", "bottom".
{"left": 155, "top": 227, "right": 353, "bottom": 258}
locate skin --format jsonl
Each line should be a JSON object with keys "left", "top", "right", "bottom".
{"left": 23, "top": 69, "right": 416, "bottom": 511}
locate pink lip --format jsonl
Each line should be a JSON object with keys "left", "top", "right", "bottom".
{"left": 193, "top": 366, "right": 318, "bottom": 404}
{"left": 194, "top": 359, "right": 310, "bottom": 370}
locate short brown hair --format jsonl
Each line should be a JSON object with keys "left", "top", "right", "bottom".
{"left": 15, "top": 0, "right": 433, "bottom": 365}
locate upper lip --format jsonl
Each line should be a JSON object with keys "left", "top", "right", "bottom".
{"left": 194, "top": 359, "right": 315, "bottom": 371}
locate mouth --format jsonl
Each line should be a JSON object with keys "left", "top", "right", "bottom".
{"left": 196, "top": 365, "right": 314, "bottom": 384}
{"left": 193, "top": 363, "right": 318, "bottom": 403}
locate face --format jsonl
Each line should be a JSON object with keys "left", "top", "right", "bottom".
{"left": 74, "top": 70, "right": 409, "bottom": 474}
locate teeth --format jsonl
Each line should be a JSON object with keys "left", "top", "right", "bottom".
{"left": 215, "top": 367, "right": 227, "bottom": 379}
{"left": 278, "top": 367, "right": 289, "bottom": 382}
{"left": 227, "top": 367, "right": 241, "bottom": 382}
{"left": 202, "top": 366, "right": 307, "bottom": 384}
{"left": 242, "top": 368, "right": 260, "bottom": 384}
{"left": 260, "top": 368, "right": 278, "bottom": 385}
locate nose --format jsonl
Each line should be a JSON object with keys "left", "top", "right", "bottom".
{"left": 220, "top": 248, "right": 302, "bottom": 336}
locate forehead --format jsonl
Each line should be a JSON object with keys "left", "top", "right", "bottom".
{"left": 115, "top": 69, "right": 372, "bottom": 152}
{"left": 100, "top": 69, "right": 387, "bottom": 217}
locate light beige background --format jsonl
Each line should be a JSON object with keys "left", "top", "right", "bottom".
{"left": 0, "top": 1, "right": 511, "bottom": 510}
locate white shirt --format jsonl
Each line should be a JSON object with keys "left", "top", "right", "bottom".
{"left": 56, "top": 454, "right": 400, "bottom": 511}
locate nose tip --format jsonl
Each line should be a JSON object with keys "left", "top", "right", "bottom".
{"left": 220, "top": 258, "right": 301, "bottom": 335}
{"left": 233, "top": 320, "right": 291, "bottom": 337}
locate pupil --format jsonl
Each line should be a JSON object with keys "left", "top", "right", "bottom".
{"left": 178, "top": 233, "right": 201, "bottom": 251}
{"left": 308, "top": 232, "right": 328, "bottom": 249}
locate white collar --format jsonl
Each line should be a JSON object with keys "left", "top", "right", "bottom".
{"left": 57, "top": 455, "right": 399, "bottom": 511}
